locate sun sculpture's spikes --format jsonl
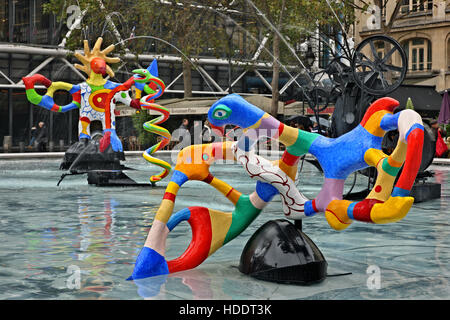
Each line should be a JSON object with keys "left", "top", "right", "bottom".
{"left": 74, "top": 37, "right": 120, "bottom": 77}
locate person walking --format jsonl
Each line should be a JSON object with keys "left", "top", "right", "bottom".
{"left": 171, "top": 118, "right": 191, "bottom": 149}
{"left": 431, "top": 120, "right": 449, "bottom": 158}
{"left": 35, "top": 121, "right": 48, "bottom": 152}
{"left": 202, "top": 120, "right": 213, "bottom": 143}
{"left": 28, "top": 126, "right": 37, "bottom": 149}
{"left": 190, "top": 120, "right": 203, "bottom": 145}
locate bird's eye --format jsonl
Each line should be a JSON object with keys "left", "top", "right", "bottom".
{"left": 212, "top": 105, "right": 231, "bottom": 120}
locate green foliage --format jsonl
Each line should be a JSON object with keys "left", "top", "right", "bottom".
{"left": 250, "top": 0, "right": 358, "bottom": 64}
{"left": 42, "top": 0, "right": 364, "bottom": 101}
{"left": 42, "top": 0, "right": 359, "bottom": 65}
{"left": 131, "top": 111, "right": 157, "bottom": 147}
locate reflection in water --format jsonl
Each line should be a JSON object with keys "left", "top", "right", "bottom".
{"left": 133, "top": 269, "right": 220, "bottom": 300}
{"left": 431, "top": 170, "right": 450, "bottom": 297}
{"left": 132, "top": 267, "right": 282, "bottom": 300}
{"left": 76, "top": 196, "right": 118, "bottom": 296}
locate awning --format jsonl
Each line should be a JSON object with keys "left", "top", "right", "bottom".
{"left": 387, "top": 84, "right": 442, "bottom": 111}
{"left": 115, "top": 97, "right": 218, "bottom": 116}
{"left": 115, "top": 95, "right": 324, "bottom": 117}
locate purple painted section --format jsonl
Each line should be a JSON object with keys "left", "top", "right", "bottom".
{"left": 257, "top": 115, "right": 281, "bottom": 137}
{"left": 241, "top": 114, "right": 281, "bottom": 148}
{"left": 314, "top": 178, "right": 345, "bottom": 212}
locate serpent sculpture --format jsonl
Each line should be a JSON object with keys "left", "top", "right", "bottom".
{"left": 128, "top": 93, "right": 424, "bottom": 280}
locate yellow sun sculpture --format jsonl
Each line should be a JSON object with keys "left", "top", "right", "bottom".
{"left": 74, "top": 37, "right": 121, "bottom": 86}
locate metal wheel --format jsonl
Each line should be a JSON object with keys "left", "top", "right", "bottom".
{"left": 306, "top": 85, "right": 341, "bottom": 113}
{"left": 352, "top": 35, "right": 407, "bottom": 96}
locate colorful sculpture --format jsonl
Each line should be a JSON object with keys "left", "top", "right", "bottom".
{"left": 128, "top": 93, "right": 424, "bottom": 280}
{"left": 133, "top": 61, "right": 172, "bottom": 183}
{"left": 22, "top": 37, "right": 171, "bottom": 184}
{"left": 100, "top": 62, "right": 172, "bottom": 183}
{"left": 208, "top": 94, "right": 424, "bottom": 229}
{"left": 23, "top": 37, "right": 141, "bottom": 151}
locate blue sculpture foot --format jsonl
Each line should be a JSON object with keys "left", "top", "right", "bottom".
{"left": 127, "top": 247, "right": 169, "bottom": 280}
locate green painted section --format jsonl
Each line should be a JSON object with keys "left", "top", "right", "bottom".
{"left": 73, "top": 101, "right": 81, "bottom": 108}
{"left": 286, "top": 130, "right": 319, "bottom": 156}
{"left": 88, "top": 83, "right": 104, "bottom": 92}
{"left": 382, "top": 158, "right": 402, "bottom": 177}
{"left": 25, "top": 89, "right": 43, "bottom": 105}
{"left": 224, "top": 195, "right": 262, "bottom": 244}
{"left": 143, "top": 85, "right": 156, "bottom": 95}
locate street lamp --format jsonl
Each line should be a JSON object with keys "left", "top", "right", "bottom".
{"left": 223, "top": 17, "right": 236, "bottom": 94}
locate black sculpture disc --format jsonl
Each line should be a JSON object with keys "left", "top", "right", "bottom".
{"left": 239, "top": 219, "right": 327, "bottom": 285}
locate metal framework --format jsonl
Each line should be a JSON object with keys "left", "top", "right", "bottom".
{"left": 0, "top": 0, "right": 306, "bottom": 148}
{"left": 0, "top": 39, "right": 301, "bottom": 96}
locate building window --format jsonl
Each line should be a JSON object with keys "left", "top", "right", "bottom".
{"left": 402, "top": 38, "right": 432, "bottom": 72}
{"left": 400, "top": 0, "right": 433, "bottom": 14}
{"left": 375, "top": 41, "right": 385, "bottom": 59}
{"left": 12, "top": 0, "right": 30, "bottom": 43}
{"left": 447, "top": 37, "right": 450, "bottom": 70}
{"left": 0, "top": 1, "right": 8, "bottom": 42}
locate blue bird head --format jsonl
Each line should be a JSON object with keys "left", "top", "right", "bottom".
{"left": 207, "top": 94, "right": 266, "bottom": 131}
{"left": 134, "top": 59, "right": 158, "bottom": 92}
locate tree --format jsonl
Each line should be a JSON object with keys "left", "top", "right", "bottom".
{"left": 248, "top": 0, "right": 359, "bottom": 116}
{"left": 44, "top": 0, "right": 231, "bottom": 98}
{"left": 43, "top": 0, "right": 361, "bottom": 108}
{"left": 131, "top": 0, "right": 228, "bottom": 98}
{"left": 406, "top": 97, "right": 415, "bottom": 110}
{"left": 131, "top": 111, "right": 157, "bottom": 148}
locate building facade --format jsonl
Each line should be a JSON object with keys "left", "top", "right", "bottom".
{"left": 354, "top": 0, "right": 450, "bottom": 92}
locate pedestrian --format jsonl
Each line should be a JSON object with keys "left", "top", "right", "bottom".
{"left": 311, "top": 122, "right": 320, "bottom": 134}
{"left": 28, "top": 126, "right": 37, "bottom": 148}
{"left": 430, "top": 120, "right": 446, "bottom": 140}
{"left": 171, "top": 118, "right": 191, "bottom": 149}
{"left": 202, "top": 120, "right": 213, "bottom": 143}
{"left": 382, "top": 130, "right": 399, "bottom": 155}
{"left": 431, "top": 120, "right": 449, "bottom": 158}
{"left": 190, "top": 120, "right": 203, "bottom": 145}
{"left": 35, "top": 121, "right": 48, "bottom": 152}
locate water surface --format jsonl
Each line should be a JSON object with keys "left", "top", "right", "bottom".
{"left": 0, "top": 156, "right": 448, "bottom": 299}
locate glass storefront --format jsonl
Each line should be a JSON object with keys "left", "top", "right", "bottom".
{"left": 0, "top": 0, "right": 56, "bottom": 44}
